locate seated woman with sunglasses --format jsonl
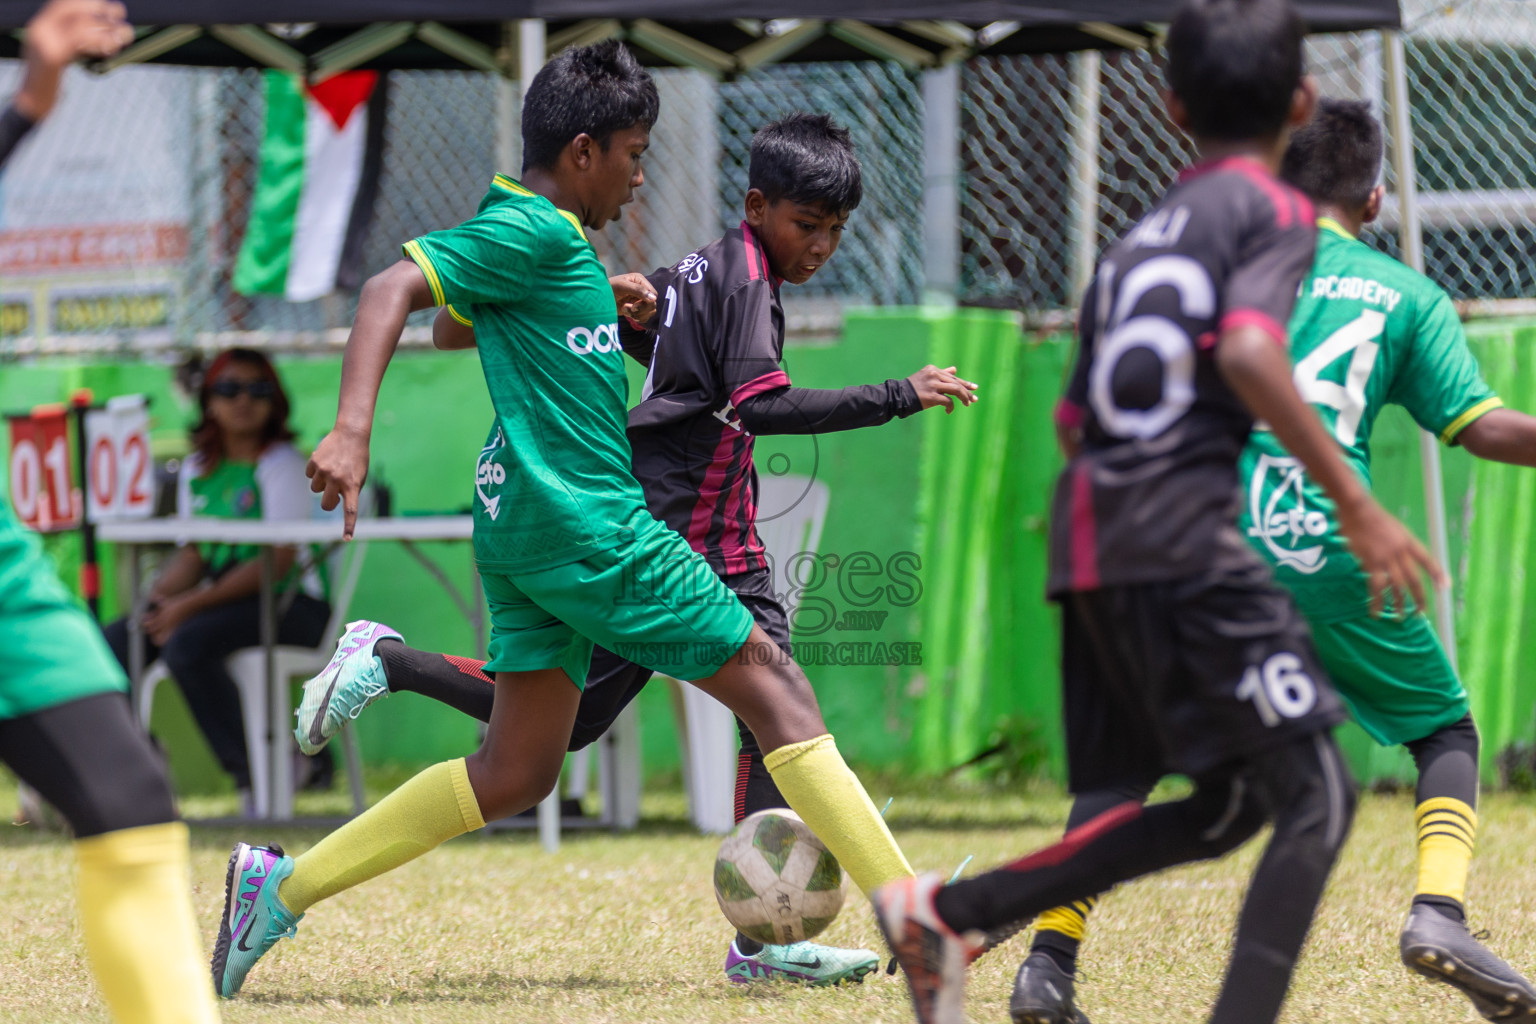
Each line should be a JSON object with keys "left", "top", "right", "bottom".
{"left": 104, "top": 348, "right": 332, "bottom": 813}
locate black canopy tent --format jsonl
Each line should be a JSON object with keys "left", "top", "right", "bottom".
{"left": 0, "top": 2, "right": 1400, "bottom": 74}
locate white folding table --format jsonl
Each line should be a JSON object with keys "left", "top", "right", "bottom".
{"left": 99, "top": 516, "right": 481, "bottom": 822}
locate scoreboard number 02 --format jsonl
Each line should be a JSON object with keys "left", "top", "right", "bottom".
{"left": 84, "top": 397, "right": 153, "bottom": 521}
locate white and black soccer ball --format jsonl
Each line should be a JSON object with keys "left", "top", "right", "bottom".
{"left": 713, "top": 808, "right": 845, "bottom": 945}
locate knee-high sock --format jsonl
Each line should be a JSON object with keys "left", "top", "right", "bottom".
{"left": 1031, "top": 782, "right": 1153, "bottom": 965}
{"left": 279, "top": 758, "right": 485, "bottom": 914}
{"left": 75, "top": 822, "right": 219, "bottom": 1024}
{"left": 935, "top": 775, "right": 1268, "bottom": 936}
{"left": 1033, "top": 899, "right": 1097, "bottom": 946}
{"left": 732, "top": 723, "right": 789, "bottom": 954}
{"left": 1414, "top": 797, "right": 1477, "bottom": 909}
{"left": 735, "top": 717, "right": 785, "bottom": 824}
{"left": 764, "top": 734, "right": 912, "bottom": 894}
{"left": 1406, "top": 715, "right": 1479, "bottom": 916}
{"left": 379, "top": 641, "right": 495, "bottom": 723}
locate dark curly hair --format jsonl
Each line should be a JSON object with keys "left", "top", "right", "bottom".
{"left": 190, "top": 348, "right": 295, "bottom": 467}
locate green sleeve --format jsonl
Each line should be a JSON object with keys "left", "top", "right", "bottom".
{"left": 402, "top": 203, "right": 544, "bottom": 308}
{"left": 1389, "top": 290, "right": 1502, "bottom": 445}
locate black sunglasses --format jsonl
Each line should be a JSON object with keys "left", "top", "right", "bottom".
{"left": 210, "top": 379, "right": 276, "bottom": 400}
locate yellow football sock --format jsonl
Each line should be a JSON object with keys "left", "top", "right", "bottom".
{"left": 1035, "top": 897, "right": 1098, "bottom": 943}
{"left": 1415, "top": 796, "right": 1476, "bottom": 905}
{"left": 764, "top": 734, "right": 913, "bottom": 894}
{"left": 74, "top": 821, "right": 219, "bottom": 1024}
{"left": 279, "top": 758, "right": 485, "bottom": 914}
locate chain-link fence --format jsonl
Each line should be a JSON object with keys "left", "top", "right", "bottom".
{"left": 960, "top": 4, "right": 1536, "bottom": 308}
{"left": 2, "top": 2, "right": 1534, "bottom": 355}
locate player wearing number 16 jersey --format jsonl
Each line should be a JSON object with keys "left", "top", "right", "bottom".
{"left": 1239, "top": 98, "right": 1536, "bottom": 1020}
{"left": 1014, "top": 99, "right": 1536, "bottom": 1024}
{"left": 874, "top": 3, "right": 1440, "bottom": 1024}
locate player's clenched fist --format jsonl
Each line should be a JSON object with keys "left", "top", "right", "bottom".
{"left": 907, "top": 364, "right": 979, "bottom": 414}
{"left": 610, "top": 272, "right": 657, "bottom": 324}
{"left": 307, "top": 427, "right": 371, "bottom": 540}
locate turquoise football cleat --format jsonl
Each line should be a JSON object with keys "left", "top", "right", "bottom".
{"left": 211, "top": 842, "right": 302, "bottom": 998}
{"left": 724, "top": 938, "right": 881, "bottom": 986}
{"left": 294, "top": 620, "right": 401, "bottom": 755}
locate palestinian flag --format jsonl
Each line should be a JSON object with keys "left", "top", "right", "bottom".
{"left": 233, "top": 71, "right": 387, "bottom": 302}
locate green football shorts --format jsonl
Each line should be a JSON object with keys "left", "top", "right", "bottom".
{"left": 0, "top": 506, "right": 127, "bottom": 720}
{"left": 1307, "top": 611, "right": 1468, "bottom": 747}
{"left": 479, "top": 514, "right": 754, "bottom": 688}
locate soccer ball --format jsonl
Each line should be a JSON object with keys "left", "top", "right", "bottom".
{"left": 713, "top": 808, "right": 845, "bottom": 945}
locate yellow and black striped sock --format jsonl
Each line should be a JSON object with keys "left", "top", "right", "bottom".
{"left": 1414, "top": 796, "right": 1476, "bottom": 913}
{"left": 1031, "top": 897, "right": 1098, "bottom": 971}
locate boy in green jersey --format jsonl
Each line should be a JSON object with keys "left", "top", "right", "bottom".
{"left": 1015, "top": 99, "right": 1536, "bottom": 1024}
{"left": 213, "top": 42, "right": 916, "bottom": 1000}
{"left": 0, "top": 6, "right": 221, "bottom": 1024}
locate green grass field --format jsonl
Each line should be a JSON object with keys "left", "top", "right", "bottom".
{"left": 2, "top": 771, "right": 1534, "bottom": 1024}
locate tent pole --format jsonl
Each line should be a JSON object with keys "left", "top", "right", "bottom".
{"left": 496, "top": 20, "right": 546, "bottom": 175}
{"left": 921, "top": 63, "right": 960, "bottom": 306}
{"left": 1069, "top": 50, "right": 1102, "bottom": 302}
{"left": 495, "top": 22, "right": 517, "bottom": 173}
{"left": 1385, "top": 29, "right": 1457, "bottom": 666}
{"left": 519, "top": 18, "right": 547, "bottom": 84}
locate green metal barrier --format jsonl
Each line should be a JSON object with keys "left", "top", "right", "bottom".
{"left": 4, "top": 312, "right": 1535, "bottom": 789}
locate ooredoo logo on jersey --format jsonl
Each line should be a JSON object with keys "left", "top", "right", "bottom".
{"left": 565, "top": 322, "right": 620, "bottom": 356}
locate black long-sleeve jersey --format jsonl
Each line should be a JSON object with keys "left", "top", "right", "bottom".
{"left": 0, "top": 106, "right": 35, "bottom": 169}
{"left": 625, "top": 222, "right": 919, "bottom": 574}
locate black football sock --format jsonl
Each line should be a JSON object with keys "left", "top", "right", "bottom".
{"left": 376, "top": 639, "right": 495, "bottom": 723}
{"left": 732, "top": 718, "right": 785, "bottom": 954}
{"left": 1028, "top": 783, "right": 1155, "bottom": 974}
{"left": 735, "top": 716, "right": 786, "bottom": 824}
{"left": 1030, "top": 928, "right": 1080, "bottom": 974}
{"left": 933, "top": 760, "right": 1282, "bottom": 935}
{"left": 935, "top": 796, "right": 1220, "bottom": 935}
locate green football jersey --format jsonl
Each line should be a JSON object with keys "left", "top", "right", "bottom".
{"left": 1238, "top": 218, "right": 1501, "bottom": 621}
{"left": 404, "top": 175, "right": 647, "bottom": 572}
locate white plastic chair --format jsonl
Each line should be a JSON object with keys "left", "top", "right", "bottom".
{"left": 134, "top": 535, "right": 371, "bottom": 818}
{"left": 574, "top": 473, "right": 831, "bottom": 835}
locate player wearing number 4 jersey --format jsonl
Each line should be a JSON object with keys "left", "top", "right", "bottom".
{"left": 873, "top": 3, "right": 1443, "bottom": 1024}
{"left": 1014, "top": 100, "right": 1536, "bottom": 1024}
{"left": 1244, "top": 98, "right": 1536, "bottom": 1019}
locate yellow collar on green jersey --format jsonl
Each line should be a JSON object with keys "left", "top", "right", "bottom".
{"left": 493, "top": 174, "right": 587, "bottom": 239}
{"left": 1317, "top": 216, "right": 1355, "bottom": 241}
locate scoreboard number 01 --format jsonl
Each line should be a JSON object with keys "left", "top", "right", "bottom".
{"left": 7, "top": 412, "right": 76, "bottom": 530}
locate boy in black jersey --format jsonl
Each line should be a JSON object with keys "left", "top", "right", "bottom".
{"left": 872, "top": 2, "right": 1443, "bottom": 1024}
{"left": 294, "top": 113, "right": 977, "bottom": 986}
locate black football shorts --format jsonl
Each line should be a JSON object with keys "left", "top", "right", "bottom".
{"left": 1060, "top": 564, "right": 1346, "bottom": 793}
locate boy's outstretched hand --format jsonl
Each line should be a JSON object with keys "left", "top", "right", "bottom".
{"left": 610, "top": 273, "right": 657, "bottom": 324}
{"left": 26, "top": 0, "right": 132, "bottom": 64}
{"left": 16, "top": 0, "right": 133, "bottom": 121}
{"left": 909, "top": 365, "right": 979, "bottom": 413}
{"left": 307, "top": 427, "right": 370, "bottom": 540}
{"left": 1335, "top": 495, "right": 1446, "bottom": 617}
